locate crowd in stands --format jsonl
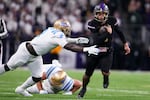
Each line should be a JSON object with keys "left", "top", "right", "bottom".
{"left": 0, "top": 0, "right": 150, "bottom": 70}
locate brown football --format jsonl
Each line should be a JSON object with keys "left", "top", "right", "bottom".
{"left": 99, "top": 26, "right": 107, "bottom": 33}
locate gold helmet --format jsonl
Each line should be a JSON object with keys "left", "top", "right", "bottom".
{"left": 50, "top": 70, "right": 67, "bottom": 86}
{"left": 54, "top": 19, "right": 71, "bottom": 36}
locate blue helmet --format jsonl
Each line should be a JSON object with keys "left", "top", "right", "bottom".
{"left": 94, "top": 3, "right": 109, "bottom": 22}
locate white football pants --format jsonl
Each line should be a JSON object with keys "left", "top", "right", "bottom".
{"left": 6, "top": 42, "right": 43, "bottom": 78}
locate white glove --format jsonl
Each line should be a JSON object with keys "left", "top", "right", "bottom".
{"left": 76, "top": 37, "right": 89, "bottom": 44}
{"left": 63, "top": 91, "right": 72, "bottom": 95}
{"left": 52, "top": 59, "right": 62, "bottom": 67}
{"left": 39, "top": 90, "right": 48, "bottom": 94}
{"left": 0, "top": 19, "right": 8, "bottom": 39}
{"left": 83, "top": 45, "right": 100, "bottom": 55}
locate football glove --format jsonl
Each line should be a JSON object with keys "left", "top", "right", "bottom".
{"left": 83, "top": 45, "right": 100, "bottom": 55}
{"left": 76, "top": 37, "right": 89, "bottom": 44}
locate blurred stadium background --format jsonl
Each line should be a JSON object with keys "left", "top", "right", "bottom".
{"left": 0, "top": 0, "right": 150, "bottom": 70}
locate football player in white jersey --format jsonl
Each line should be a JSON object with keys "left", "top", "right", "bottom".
{"left": 26, "top": 60, "right": 82, "bottom": 95}
{"left": 0, "top": 19, "right": 107, "bottom": 96}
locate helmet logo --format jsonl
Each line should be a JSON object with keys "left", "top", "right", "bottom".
{"left": 60, "top": 22, "right": 69, "bottom": 27}
{"left": 54, "top": 19, "right": 71, "bottom": 36}
{"left": 99, "top": 3, "right": 105, "bottom": 11}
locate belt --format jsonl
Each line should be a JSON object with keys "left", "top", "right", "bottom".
{"left": 26, "top": 42, "right": 38, "bottom": 56}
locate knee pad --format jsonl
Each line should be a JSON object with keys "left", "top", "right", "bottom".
{"left": 32, "top": 77, "right": 42, "bottom": 82}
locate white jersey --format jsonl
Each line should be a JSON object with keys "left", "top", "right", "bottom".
{"left": 30, "top": 27, "right": 68, "bottom": 55}
{"left": 42, "top": 64, "right": 74, "bottom": 93}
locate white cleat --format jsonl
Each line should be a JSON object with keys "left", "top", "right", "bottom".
{"left": 15, "top": 86, "right": 33, "bottom": 96}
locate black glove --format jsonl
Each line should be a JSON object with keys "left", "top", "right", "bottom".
{"left": 0, "top": 19, "right": 8, "bottom": 39}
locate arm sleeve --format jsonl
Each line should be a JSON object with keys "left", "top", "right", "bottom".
{"left": 108, "top": 16, "right": 127, "bottom": 44}
{"left": 114, "top": 25, "right": 126, "bottom": 44}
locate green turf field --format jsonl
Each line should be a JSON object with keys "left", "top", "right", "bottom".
{"left": 0, "top": 68, "right": 150, "bottom": 100}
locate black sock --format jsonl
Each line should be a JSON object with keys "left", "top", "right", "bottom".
{"left": 103, "top": 75, "right": 109, "bottom": 84}
{"left": 82, "top": 75, "right": 90, "bottom": 89}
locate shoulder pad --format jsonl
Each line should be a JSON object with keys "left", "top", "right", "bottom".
{"left": 88, "top": 19, "right": 101, "bottom": 29}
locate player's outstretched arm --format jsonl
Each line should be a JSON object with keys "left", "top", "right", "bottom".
{"left": 67, "top": 37, "right": 89, "bottom": 44}
{"left": 64, "top": 43, "right": 101, "bottom": 55}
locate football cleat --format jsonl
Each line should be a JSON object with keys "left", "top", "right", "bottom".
{"left": 103, "top": 82, "right": 109, "bottom": 89}
{"left": 103, "top": 75, "right": 109, "bottom": 89}
{"left": 15, "top": 86, "right": 33, "bottom": 96}
{"left": 78, "top": 88, "right": 86, "bottom": 98}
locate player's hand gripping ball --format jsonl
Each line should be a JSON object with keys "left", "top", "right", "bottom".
{"left": 99, "top": 25, "right": 112, "bottom": 34}
{"left": 99, "top": 26, "right": 107, "bottom": 33}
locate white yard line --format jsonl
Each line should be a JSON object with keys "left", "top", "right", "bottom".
{"left": 88, "top": 87, "right": 150, "bottom": 95}
{"left": 96, "top": 94, "right": 145, "bottom": 97}
{"left": 0, "top": 92, "right": 15, "bottom": 94}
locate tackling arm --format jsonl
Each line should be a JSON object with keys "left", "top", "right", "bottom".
{"left": 66, "top": 37, "right": 89, "bottom": 44}
{"left": 64, "top": 43, "right": 103, "bottom": 55}
{"left": 64, "top": 43, "right": 83, "bottom": 52}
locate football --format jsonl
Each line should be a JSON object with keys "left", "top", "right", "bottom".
{"left": 99, "top": 26, "right": 107, "bottom": 33}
